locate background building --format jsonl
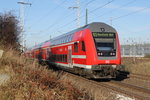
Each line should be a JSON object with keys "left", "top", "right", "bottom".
{"left": 121, "top": 44, "right": 150, "bottom": 57}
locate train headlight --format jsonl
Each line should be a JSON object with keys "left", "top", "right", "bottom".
{"left": 100, "top": 53, "right": 103, "bottom": 55}
{"left": 98, "top": 53, "right": 103, "bottom": 56}
{"left": 110, "top": 53, "right": 112, "bottom": 55}
{"left": 113, "top": 53, "right": 115, "bottom": 55}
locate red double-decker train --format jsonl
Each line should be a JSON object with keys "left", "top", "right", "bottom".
{"left": 25, "top": 22, "right": 124, "bottom": 79}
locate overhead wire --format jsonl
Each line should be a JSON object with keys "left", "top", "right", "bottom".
{"left": 79, "top": 0, "right": 96, "bottom": 14}
{"left": 28, "top": 0, "right": 70, "bottom": 37}
{"left": 78, "top": 0, "right": 115, "bottom": 22}
{"left": 110, "top": 6, "right": 150, "bottom": 21}
{"left": 43, "top": 0, "right": 95, "bottom": 35}
{"left": 89, "top": 0, "right": 115, "bottom": 13}
{"left": 44, "top": 0, "right": 89, "bottom": 30}
{"left": 90, "top": 0, "right": 137, "bottom": 21}
{"left": 86, "top": 0, "right": 96, "bottom": 6}
{"left": 27, "top": 0, "right": 150, "bottom": 47}
{"left": 35, "top": 0, "right": 93, "bottom": 36}
{"left": 55, "top": 0, "right": 115, "bottom": 31}
{"left": 32, "top": 0, "right": 115, "bottom": 39}
{"left": 30, "top": 0, "right": 67, "bottom": 27}
{"left": 51, "top": 0, "right": 114, "bottom": 31}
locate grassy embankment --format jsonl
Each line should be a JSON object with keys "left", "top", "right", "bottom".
{"left": 0, "top": 49, "right": 91, "bottom": 100}
{"left": 122, "top": 57, "right": 150, "bottom": 75}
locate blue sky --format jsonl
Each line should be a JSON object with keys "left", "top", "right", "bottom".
{"left": 1, "top": 0, "right": 150, "bottom": 47}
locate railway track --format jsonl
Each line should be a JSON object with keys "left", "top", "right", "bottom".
{"left": 64, "top": 72, "right": 150, "bottom": 100}
{"left": 107, "top": 81, "right": 150, "bottom": 99}
{"left": 118, "top": 72, "right": 150, "bottom": 81}
{"left": 110, "top": 81, "right": 150, "bottom": 94}
{"left": 129, "top": 73, "right": 150, "bottom": 81}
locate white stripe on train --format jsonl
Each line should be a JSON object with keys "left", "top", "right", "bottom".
{"left": 55, "top": 62, "right": 91, "bottom": 69}
{"left": 71, "top": 55, "right": 86, "bottom": 59}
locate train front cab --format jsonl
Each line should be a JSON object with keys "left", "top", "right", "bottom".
{"left": 86, "top": 23, "right": 124, "bottom": 78}
{"left": 72, "top": 23, "right": 124, "bottom": 79}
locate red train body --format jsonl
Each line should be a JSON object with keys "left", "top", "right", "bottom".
{"left": 25, "top": 22, "right": 124, "bottom": 79}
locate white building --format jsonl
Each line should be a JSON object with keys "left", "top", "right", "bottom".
{"left": 121, "top": 44, "right": 150, "bottom": 57}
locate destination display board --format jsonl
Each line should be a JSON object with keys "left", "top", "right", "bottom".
{"left": 92, "top": 32, "right": 115, "bottom": 38}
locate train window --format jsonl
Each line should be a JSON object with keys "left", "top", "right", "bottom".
{"left": 68, "top": 35, "right": 71, "bottom": 41}
{"left": 114, "top": 39, "right": 116, "bottom": 49}
{"left": 62, "top": 38, "right": 64, "bottom": 43}
{"left": 54, "top": 55, "right": 56, "bottom": 61}
{"left": 71, "top": 34, "right": 73, "bottom": 40}
{"left": 59, "top": 39, "right": 60, "bottom": 44}
{"left": 62, "top": 55, "right": 64, "bottom": 62}
{"left": 67, "top": 35, "right": 69, "bottom": 42}
{"left": 49, "top": 54, "right": 67, "bottom": 62}
{"left": 60, "top": 55, "right": 62, "bottom": 62}
{"left": 64, "top": 36, "right": 67, "bottom": 43}
{"left": 60, "top": 55, "right": 61, "bottom": 62}
{"left": 62, "top": 55, "right": 65, "bottom": 62}
{"left": 74, "top": 42, "right": 78, "bottom": 52}
{"left": 56, "top": 55, "right": 58, "bottom": 62}
{"left": 65, "top": 55, "right": 67, "bottom": 62}
{"left": 64, "top": 37, "right": 66, "bottom": 43}
{"left": 56, "top": 40, "right": 58, "bottom": 44}
{"left": 68, "top": 35, "right": 70, "bottom": 41}
{"left": 46, "top": 48, "right": 49, "bottom": 59}
{"left": 81, "top": 41, "right": 86, "bottom": 51}
{"left": 69, "top": 35, "right": 71, "bottom": 41}
{"left": 64, "top": 37, "right": 65, "bottom": 43}
{"left": 61, "top": 38, "right": 62, "bottom": 43}
{"left": 57, "top": 55, "right": 60, "bottom": 61}
{"left": 59, "top": 39, "right": 61, "bottom": 44}
{"left": 62, "top": 55, "right": 67, "bottom": 62}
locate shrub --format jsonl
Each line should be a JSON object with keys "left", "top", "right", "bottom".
{"left": 0, "top": 12, "right": 21, "bottom": 51}
{"left": 0, "top": 50, "right": 90, "bottom": 100}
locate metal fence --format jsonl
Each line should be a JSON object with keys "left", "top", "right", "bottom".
{"left": 121, "top": 44, "right": 150, "bottom": 57}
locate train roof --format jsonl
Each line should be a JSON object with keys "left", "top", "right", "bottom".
{"left": 87, "top": 22, "right": 117, "bottom": 33}
{"left": 49, "top": 22, "right": 117, "bottom": 45}
{"left": 41, "top": 41, "right": 50, "bottom": 48}
{"left": 28, "top": 22, "right": 117, "bottom": 50}
{"left": 50, "top": 22, "right": 116, "bottom": 40}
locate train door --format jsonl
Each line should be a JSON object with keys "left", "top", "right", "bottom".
{"left": 46, "top": 48, "right": 49, "bottom": 60}
{"left": 68, "top": 46, "right": 73, "bottom": 68}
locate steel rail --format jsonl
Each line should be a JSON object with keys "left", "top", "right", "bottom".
{"left": 110, "top": 81, "right": 150, "bottom": 95}
{"left": 66, "top": 72, "right": 150, "bottom": 100}
{"left": 130, "top": 73, "right": 150, "bottom": 81}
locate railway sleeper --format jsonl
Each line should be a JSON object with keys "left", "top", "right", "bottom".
{"left": 73, "top": 65, "right": 119, "bottom": 79}
{"left": 90, "top": 65, "right": 117, "bottom": 78}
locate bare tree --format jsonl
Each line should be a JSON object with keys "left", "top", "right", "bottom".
{"left": 0, "top": 12, "right": 21, "bottom": 50}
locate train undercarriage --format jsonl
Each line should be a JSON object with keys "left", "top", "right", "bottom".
{"left": 73, "top": 65, "right": 125, "bottom": 79}
{"left": 46, "top": 61, "right": 125, "bottom": 79}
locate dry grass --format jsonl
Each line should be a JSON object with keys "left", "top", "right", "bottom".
{"left": 122, "top": 57, "right": 150, "bottom": 75}
{"left": 61, "top": 74, "right": 116, "bottom": 100}
{"left": 0, "top": 49, "right": 91, "bottom": 100}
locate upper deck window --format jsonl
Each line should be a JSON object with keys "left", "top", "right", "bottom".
{"left": 74, "top": 42, "right": 78, "bottom": 52}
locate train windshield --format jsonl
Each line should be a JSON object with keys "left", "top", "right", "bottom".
{"left": 95, "top": 38, "right": 115, "bottom": 51}
{"left": 92, "top": 32, "right": 116, "bottom": 56}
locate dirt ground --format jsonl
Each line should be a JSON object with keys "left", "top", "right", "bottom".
{"left": 122, "top": 57, "right": 150, "bottom": 75}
